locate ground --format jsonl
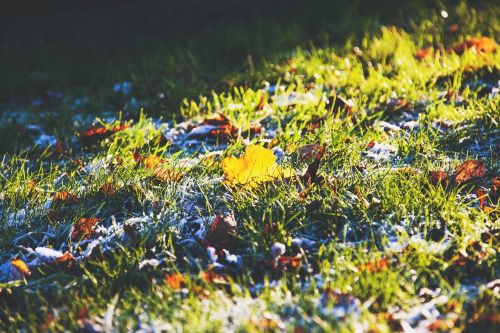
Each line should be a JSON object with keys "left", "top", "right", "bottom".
{"left": 0, "top": 0, "right": 499, "bottom": 332}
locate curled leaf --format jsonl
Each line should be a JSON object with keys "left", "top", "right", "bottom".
{"left": 221, "top": 145, "right": 295, "bottom": 187}
{"left": 55, "top": 252, "right": 76, "bottom": 269}
{"left": 204, "top": 214, "right": 237, "bottom": 249}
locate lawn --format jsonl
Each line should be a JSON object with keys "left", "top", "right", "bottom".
{"left": 0, "top": 0, "right": 498, "bottom": 332}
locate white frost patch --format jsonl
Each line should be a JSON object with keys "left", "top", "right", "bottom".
{"left": 390, "top": 295, "right": 449, "bottom": 333}
{"left": 365, "top": 142, "right": 397, "bottom": 162}
{"left": 273, "top": 91, "right": 319, "bottom": 108}
{"left": 7, "top": 209, "right": 27, "bottom": 227}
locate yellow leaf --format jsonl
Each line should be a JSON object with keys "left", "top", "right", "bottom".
{"left": 221, "top": 145, "right": 294, "bottom": 187}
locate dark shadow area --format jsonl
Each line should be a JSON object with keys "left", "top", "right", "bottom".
{"left": 0, "top": 0, "right": 493, "bottom": 116}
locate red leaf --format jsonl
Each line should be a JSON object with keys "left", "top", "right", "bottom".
{"left": 80, "top": 124, "right": 129, "bottom": 146}
{"left": 277, "top": 255, "right": 303, "bottom": 271}
{"left": 452, "top": 160, "right": 486, "bottom": 183}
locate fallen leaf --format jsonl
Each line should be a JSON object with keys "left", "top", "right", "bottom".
{"left": 300, "top": 144, "right": 326, "bottom": 185}
{"left": 415, "top": 47, "right": 432, "bottom": 60}
{"left": 429, "top": 170, "right": 449, "bottom": 187}
{"left": 204, "top": 214, "right": 237, "bottom": 249}
{"left": 256, "top": 92, "right": 268, "bottom": 111}
{"left": 475, "top": 188, "right": 488, "bottom": 209}
{"left": 99, "top": 183, "right": 117, "bottom": 196}
{"left": 151, "top": 167, "right": 183, "bottom": 183}
{"left": 165, "top": 272, "right": 185, "bottom": 289}
{"left": 448, "top": 23, "right": 459, "bottom": 34}
{"left": 277, "top": 255, "right": 303, "bottom": 271}
{"left": 452, "top": 36, "right": 497, "bottom": 54}
{"left": 221, "top": 145, "right": 295, "bottom": 187}
{"left": 452, "top": 160, "right": 486, "bottom": 183}
{"left": 55, "top": 252, "right": 76, "bottom": 269}
{"left": 80, "top": 124, "right": 129, "bottom": 146}
{"left": 52, "top": 191, "right": 80, "bottom": 207}
{"left": 358, "top": 257, "right": 390, "bottom": 273}
{"left": 11, "top": 259, "right": 31, "bottom": 277}
{"left": 71, "top": 218, "right": 99, "bottom": 239}
{"left": 203, "top": 270, "right": 229, "bottom": 284}
{"left": 187, "top": 113, "right": 238, "bottom": 142}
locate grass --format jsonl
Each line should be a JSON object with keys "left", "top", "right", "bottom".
{"left": 0, "top": 0, "right": 499, "bottom": 332}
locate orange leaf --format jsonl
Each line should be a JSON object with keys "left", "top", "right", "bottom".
{"left": 56, "top": 252, "right": 76, "bottom": 269}
{"left": 165, "top": 272, "right": 185, "bottom": 289}
{"left": 358, "top": 257, "right": 390, "bottom": 273}
{"left": 52, "top": 191, "right": 80, "bottom": 206}
{"left": 11, "top": 259, "right": 31, "bottom": 277}
{"left": 71, "top": 218, "right": 99, "bottom": 239}
{"left": 452, "top": 37, "right": 497, "bottom": 54}
{"left": 452, "top": 160, "right": 486, "bottom": 183}
{"left": 475, "top": 188, "right": 488, "bottom": 209}
{"left": 415, "top": 47, "right": 432, "bottom": 60}
{"left": 256, "top": 92, "right": 268, "bottom": 111}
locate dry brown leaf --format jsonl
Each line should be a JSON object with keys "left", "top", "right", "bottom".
{"left": 203, "top": 214, "right": 237, "bottom": 249}
{"left": 71, "top": 218, "right": 99, "bottom": 240}
{"left": 429, "top": 170, "right": 449, "bottom": 187}
{"left": 452, "top": 160, "right": 486, "bottom": 183}
{"left": 52, "top": 191, "right": 80, "bottom": 207}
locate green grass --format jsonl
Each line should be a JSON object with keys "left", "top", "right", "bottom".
{"left": 0, "top": 0, "right": 499, "bottom": 332}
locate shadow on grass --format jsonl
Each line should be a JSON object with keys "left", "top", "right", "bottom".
{"left": 0, "top": 0, "right": 453, "bottom": 116}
